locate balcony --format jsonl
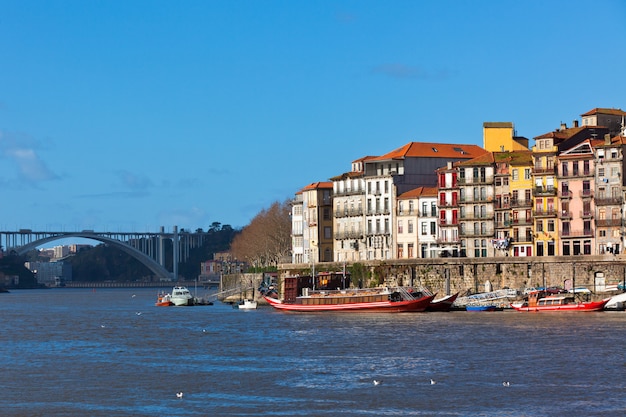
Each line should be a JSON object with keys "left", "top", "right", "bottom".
{"left": 438, "top": 219, "right": 459, "bottom": 226}
{"left": 558, "top": 211, "right": 572, "bottom": 220}
{"left": 334, "top": 231, "right": 364, "bottom": 240}
{"left": 559, "top": 190, "right": 573, "bottom": 199}
{"left": 596, "top": 219, "right": 621, "bottom": 227}
{"left": 558, "top": 169, "right": 594, "bottom": 179}
{"left": 495, "top": 221, "right": 512, "bottom": 228}
{"left": 579, "top": 190, "right": 593, "bottom": 199}
{"left": 580, "top": 210, "right": 593, "bottom": 219}
{"left": 458, "top": 196, "right": 493, "bottom": 203}
{"left": 533, "top": 187, "right": 556, "bottom": 197}
{"left": 513, "top": 235, "right": 534, "bottom": 243}
{"left": 594, "top": 196, "right": 623, "bottom": 206}
{"left": 510, "top": 199, "right": 533, "bottom": 208}
{"left": 533, "top": 209, "right": 557, "bottom": 218}
{"left": 494, "top": 201, "right": 510, "bottom": 210}
{"left": 533, "top": 166, "right": 556, "bottom": 174}
{"left": 459, "top": 213, "right": 495, "bottom": 221}
{"left": 560, "top": 229, "right": 594, "bottom": 238}
{"left": 512, "top": 217, "right": 533, "bottom": 226}
{"left": 457, "top": 176, "right": 492, "bottom": 185}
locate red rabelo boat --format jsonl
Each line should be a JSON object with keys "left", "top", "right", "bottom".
{"left": 264, "top": 286, "right": 434, "bottom": 313}
{"left": 511, "top": 290, "right": 609, "bottom": 312}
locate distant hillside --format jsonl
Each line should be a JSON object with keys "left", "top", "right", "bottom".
{"left": 0, "top": 255, "right": 42, "bottom": 289}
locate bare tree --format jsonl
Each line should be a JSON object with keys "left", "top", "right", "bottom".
{"left": 230, "top": 199, "right": 291, "bottom": 269}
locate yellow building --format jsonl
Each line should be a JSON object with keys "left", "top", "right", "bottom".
{"left": 483, "top": 122, "right": 529, "bottom": 153}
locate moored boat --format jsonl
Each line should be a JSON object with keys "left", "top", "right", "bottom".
{"left": 511, "top": 290, "right": 609, "bottom": 312}
{"left": 466, "top": 305, "right": 498, "bottom": 312}
{"left": 155, "top": 291, "right": 172, "bottom": 306}
{"left": 234, "top": 299, "right": 258, "bottom": 310}
{"left": 170, "top": 286, "right": 194, "bottom": 306}
{"left": 264, "top": 287, "right": 434, "bottom": 313}
{"left": 427, "top": 292, "right": 459, "bottom": 312}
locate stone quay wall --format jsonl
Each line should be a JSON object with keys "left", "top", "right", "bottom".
{"left": 278, "top": 255, "right": 626, "bottom": 299}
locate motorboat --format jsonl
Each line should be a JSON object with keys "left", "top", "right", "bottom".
{"left": 155, "top": 291, "right": 172, "bottom": 306}
{"left": 511, "top": 290, "right": 609, "bottom": 312}
{"left": 234, "top": 299, "right": 258, "bottom": 310}
{"left": 170, "top": 286, "right": 194, "bottom": 306}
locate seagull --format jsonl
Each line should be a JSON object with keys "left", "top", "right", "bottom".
{"left": 176, "top": 392, "right": 184, "bottom": 398}
{"left": 131, "top": 294, "right": 136, "bottom": 298}
{"left": 373, "top": 380, "right": 382, "bottom": 386}
{"left": 430, "top": 379, "right": 437, "bottom": 385}
{"left": 503, "top": 381, "right": 510, "bottom": 387}
{"left": 100, "top": 324, "right": 106, "bottom": 328}
{"left": 202, "top": 329, "right": 207, "bottom": 333}
{"left": 135, "top": 312, "right": 142, "bottom": 316}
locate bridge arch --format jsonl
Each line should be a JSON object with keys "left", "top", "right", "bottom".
{"left": 14, "top": 233, "right": 173, "bottom": 280}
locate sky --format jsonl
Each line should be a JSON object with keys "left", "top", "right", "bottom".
{"left": 1, "top": 0, "right": 626, "bottom": 235}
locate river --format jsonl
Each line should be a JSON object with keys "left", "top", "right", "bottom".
{"left": 1, "top": 288, "right": 624, "bottom": 416}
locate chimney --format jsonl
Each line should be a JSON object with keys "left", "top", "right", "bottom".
{"left": 560, "top": 122, "right": 567, "bottom": 131}
{"left": 573, "top": 120, "right": 579, "bottom": 128}
{"left": 447, "top": 161, "right": 452, "bottom": 169}
{"left": 605, "top": 133, "right": 611, "bottom": 145}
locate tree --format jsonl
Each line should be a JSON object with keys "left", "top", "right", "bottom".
{"left": 230, "top": 200, "right": 291, "bottom": 269}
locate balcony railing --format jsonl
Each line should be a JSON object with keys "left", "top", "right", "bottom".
{"left": 457, "top": 176, "right": 492, "bottom": 185}
{"left": 594, "top": 196, "right": 623, "bottom": 206}
{"left": 596, "top": 219, "right": 622, "bottom": 227}
{"left": 579, "top": 190, "right": 593, "bottom": 198}
{"left": 495, "top": 221, "right": 512, "bottom": 228}
{"left": 512, "top": 218, "right": 533, "bottom": 225}
{"left": 334, "top": 208, "right": 364, "bottom": 218}
{"left": 533, "top": 209, "right": 557, "bottom": 217}
{"left": 494, "top": 201, "right": 511, "bottom": 210}
{"left": 513, "top": 235, "right": 534, "bottom": 243}
{"left": 533, "top": 187, "right": 556, "bottom": 197}
{"left": 559, "top": 211, "right": 572, "bottom": 219}
{"left": 533, "top": 166, "right": 556, "bottom": 174}
{"left": 510, "top": 199, "right": 533, "bottom": 208}
{"left": 459, "top": 213, "right": 495, "bottom": 221}
{"left": 560, "top": 229, "right": 594, "bottom": 238}
{"left": 334, "top": 231, "right": 364, "bottom": 240}
{"left": 559, "top": 190, "right": 572, "bottom": 199}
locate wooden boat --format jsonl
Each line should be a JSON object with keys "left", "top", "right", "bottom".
{"left": 427, "top": 292, "right": 459, "bottom": 312}
{"left": 511, "top": 290, "right": 609, "bottom": 312}
{"left": 264, "top": 287, "right": 434, "bottom": 313}
{"left": 466, "top": 305, "right": 497, "bottom": 312}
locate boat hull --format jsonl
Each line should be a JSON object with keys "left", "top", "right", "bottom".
{"left": 263, "top": 294, "right": 434, "bottom": 312}
{"left": 427, "top": 293, "right": 459, "bottom": 312}
{"left": 511, "top": 298, "right": 609, "bottom": 312}
{"left": 466, "top": 305, "right": 498, "bottom": 312}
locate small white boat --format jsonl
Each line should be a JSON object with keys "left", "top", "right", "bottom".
{"left": 605, "top": 292, "right": 626, "bottom": 310}
{"left": 235, "top": 299, "right": 258, "bottom": 310}
{"left": 170, "top": 286, "right": 194, "bottom": 306}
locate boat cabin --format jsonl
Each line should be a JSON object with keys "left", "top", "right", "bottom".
{"left": 536, "top": 295, "right": 575, "bottom": 307}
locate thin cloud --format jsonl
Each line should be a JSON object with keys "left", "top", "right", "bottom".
{"left": 0, "top": 130, "right": 59, "bottom": 183}
{"left": 372, "top": 63, "right": 454, "bottom": 80}
{"left": 116, "top": 170, "right": 154, "bottom": 190}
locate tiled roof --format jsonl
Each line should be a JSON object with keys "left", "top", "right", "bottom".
{"left": 492, "top": 150, "right": 533, "bottom": 166}
{"left": 398, "top": 186, "right": 438, "bottom": 199}
{"left": 581, "top": 107, "right": 626, "bottom": 117}
{"left": 368, "top": 142, "right": 487, "bottom": 161}
{"left": 590, "top": 135, "right": 626, "bottom": 148}
{"left": 533, "top": 126, "right": 587, "bottom": 140}
{"left": 456, "top": 152, "right": 495, "bottom": 166}
{"left": 301, "top": 181, "right": 333, "bottom": 191}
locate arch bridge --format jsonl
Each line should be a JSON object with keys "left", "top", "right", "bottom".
{"left": 0, "top": 226, "right": 208, "bottom": 281}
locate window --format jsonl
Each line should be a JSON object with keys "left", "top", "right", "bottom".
{"left": 421, "top": 223, "right": 427, "bottom": 235}
{"left": 408, "top": 220, "right": 414, "bottom": 234}
{"left": 408, "top": 200, "right": 414, "bottom": 214}
{"left": 324, "top": 226, "right": 331, "bottom": 239}
{"left": 536, "top": 220, "right": 543, "bottom": 232}
{"left": 512, "top": 169, "right": 519, "bottom": 181}
{"left": 398, "top": 220, "right": 403, "bottom": 234}
{"left": 323, "top": 207, "right": 330, "bottom": 220}
{"left": 408, "top": 244, "right": 414, "bottom": 258}
{"left": 524, "top": 168, "right": 531, "bottom": 180}
{"left": 547, "top": 220, "right": 555, "bottom": 232}
{"left": 430, "top": 221, "right": 436, "bottom": 235}
{"left": 421, "top": 202, "right": 427, "bottom": 216}
{"left": 598, "top": 167, "right": 605, "bottom": 177}
{"left": 397, "top": 244, "right": 403, "bottom": 258}
{"left": 398, "top": 201, "right": 404, "bottom": 214}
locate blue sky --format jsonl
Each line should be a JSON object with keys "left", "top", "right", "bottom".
{"left": 1, "top": 0, "right": 626, "bottom": 233}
